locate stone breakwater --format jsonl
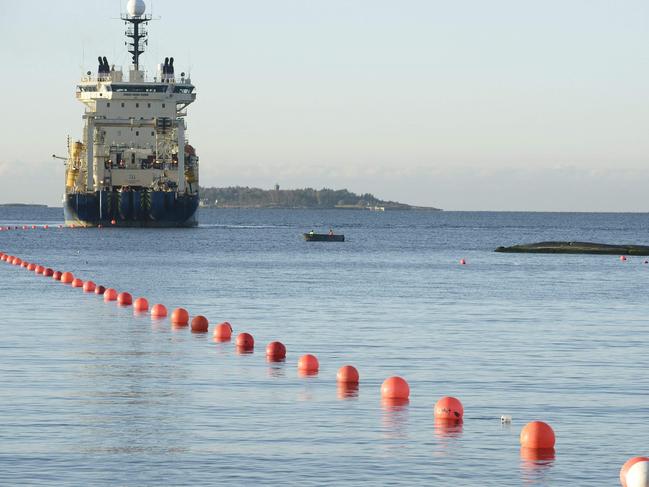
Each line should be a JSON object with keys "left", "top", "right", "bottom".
{"left": 495, "top": 241, "right": 649, "bottom": 255}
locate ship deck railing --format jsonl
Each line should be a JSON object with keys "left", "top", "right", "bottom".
{"left": 80, "top": 74, "right": 189, "bottom": 84}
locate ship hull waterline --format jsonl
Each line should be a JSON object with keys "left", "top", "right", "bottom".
{"left": 63, "top": 190, "right": 199, "bottom": 227}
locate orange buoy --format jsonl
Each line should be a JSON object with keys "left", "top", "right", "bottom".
{"left": 236, "top": 332, "right": 254, "bottom": 350}
{"left": 133, "top": 297, "right": 149, "bottom": 312}
{"left": 71, "top": 278, "right": 84, "bottom": 288}
{"left": 117, "top": 292, "right": 133, "bottom": 306}
{"left": 151, "top": 303, "right": 168, "bottom": 318}
{"left": 12, "top": 257, "right": 22, "bottom": 265}
{"left": 381, "top": 376, "right": 410, "bottom": 399}
{"left": 434, "top": 396, "right": 464, "bottom": 421}
{"left": 337, "top": 365, "right": 360, "bottom": 384}
{"left": 82, "top": 281, "right": 96, "bottom": 292}
{"left": 298, "top": 354, "right": 319, "bottom": 373}
{"left": 60, "top": 272, "right": 74, "bottom": 284}
{"left": 21, "top": 261, "right": 29, "bottom": 268}
{"left": 459, "top": 258, "right": 466, "bottom": 265}
{"left": 94, "top": 285, "right": 106, "bottom": 295}
{"left": 44, "top": 225, "right": 49, "bottom": 229}
{"left": 191, "top": 315, "right": 209, "bottom": 333}
{"left": 53, "top": 271, "right": 62, "bottom": 281}
{"left": 171, "top": 307, "right": 189, "bottom": 326}
{"left": 621, "top": 457, "right": 649, "bottom": 487}
{"left": 103, "top": 288, "right": 118, "bottom": 301}
{"left": 520, "top": 421, "right": 555, "bottom": 449}
{"left": 27, "top": 263, "right": 37, "bottom": 271}
{"left": 35, "top": 265, "right": 45, "bottom": 275}
{"left": 43, "top": 268, "right": 54, "bottom": 277}
{"left": 621, "top": 255, "right": 627, "bottom": 261}
{"left": 111, "top": 219, "right": 116, "bottom": 225}
{"left": 266, "top": 341, "right": 287, "bottom": 360}
{"left": 213, "top": 322, "right": 233, "bottom": 341}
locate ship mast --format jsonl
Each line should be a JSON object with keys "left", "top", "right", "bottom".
{"left": 121, "top": 0, "right": 152, "bottom": 71}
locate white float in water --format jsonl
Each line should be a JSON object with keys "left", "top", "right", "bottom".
{"left": 627, "top": 461, "right": 649, "bottom": 487}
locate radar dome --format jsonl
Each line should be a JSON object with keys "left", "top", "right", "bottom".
{"left": 127, "top": 0, "right": 146, "bottom": 17}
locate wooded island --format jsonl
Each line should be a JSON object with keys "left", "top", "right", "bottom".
{"left": 199, "top": 186, "right": 441, "bottom": 210}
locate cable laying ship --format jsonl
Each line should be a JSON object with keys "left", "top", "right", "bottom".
{"left": 58, "top": 0, "right": 199, "bottom": 227}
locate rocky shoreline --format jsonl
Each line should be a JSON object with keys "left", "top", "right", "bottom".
{"left": 495, "top": 241, "right": 649, "bottom": 255}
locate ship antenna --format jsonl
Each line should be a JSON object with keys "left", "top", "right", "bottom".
{"left": 121, "top": 0, "right": 153, "bottom": 70}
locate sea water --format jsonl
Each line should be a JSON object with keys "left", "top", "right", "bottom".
{"left": 1, "top": 207, "right": 649, "bottom": 485}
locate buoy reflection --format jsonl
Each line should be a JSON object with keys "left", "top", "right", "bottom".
{"left": 337, "top": 382, "right": 359, "bottom": 399}
{"left": 298, "top": 368, "right": 318, "bottom": 378}
{"left": 381, "top": 398, "right": 409, "bottom": 439}
{"left": 433, "top": 418, "right": 463, "bottom": 439}
{"left": 520, "top": 447, "right": 555, "bottom": 484}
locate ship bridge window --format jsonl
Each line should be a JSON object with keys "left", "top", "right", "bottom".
{"left": 78, "top": 86, "right": 97, "bottom": 92}
{"left": 173, "top": 86, "right": 194, "bottom": 94}
{"left": 109, "top": 84, "right": 168, "bottom": 93}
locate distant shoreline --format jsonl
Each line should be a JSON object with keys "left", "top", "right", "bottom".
{"left": 199, "top": 186, "right": 442, "bottom": 211}
{"left": 208, "top": 204, "right": 441, "bottom": 211}
{"left": 0, "top": 203, "right": 48, "bottom": 208}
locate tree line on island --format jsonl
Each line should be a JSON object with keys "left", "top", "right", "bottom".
{"left": 199, "top": 185, "right": 440, "bottom": 210}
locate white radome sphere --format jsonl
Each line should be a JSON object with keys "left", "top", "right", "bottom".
{"left": 627, "top": 461, "right": 649, "bottom": 487}
{"left": 127, "top": 0, "right": 146, "bottom": 17}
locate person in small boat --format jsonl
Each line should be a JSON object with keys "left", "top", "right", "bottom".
{"left": 309, "top": 230, "right": 315, "bottom": 236}
{"left": 328, "top": 228, "right": 334, "bottom": 236}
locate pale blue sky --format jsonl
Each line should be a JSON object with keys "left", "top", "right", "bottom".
{"left": 0, "top": 0, "right": 647, "bottom": 210}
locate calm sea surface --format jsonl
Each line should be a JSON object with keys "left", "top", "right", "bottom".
{"left": 2, "top": 207, "right": 649, "bottom": 485}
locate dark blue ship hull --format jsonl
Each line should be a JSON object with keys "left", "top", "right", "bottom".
{"left": 63, "top": 190, "right": 199, "bottom": 227}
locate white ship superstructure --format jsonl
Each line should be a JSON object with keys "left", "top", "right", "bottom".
{"left": 60, "top": 0, "right": 200, "bottom": 227}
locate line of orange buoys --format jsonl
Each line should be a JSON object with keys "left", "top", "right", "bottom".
{"left": 3, "top": 244, "right": 649, "bottom": 482}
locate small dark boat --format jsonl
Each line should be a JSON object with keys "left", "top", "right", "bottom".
{"left": 304, "top": 233, "right": 345, "bottom": 242}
